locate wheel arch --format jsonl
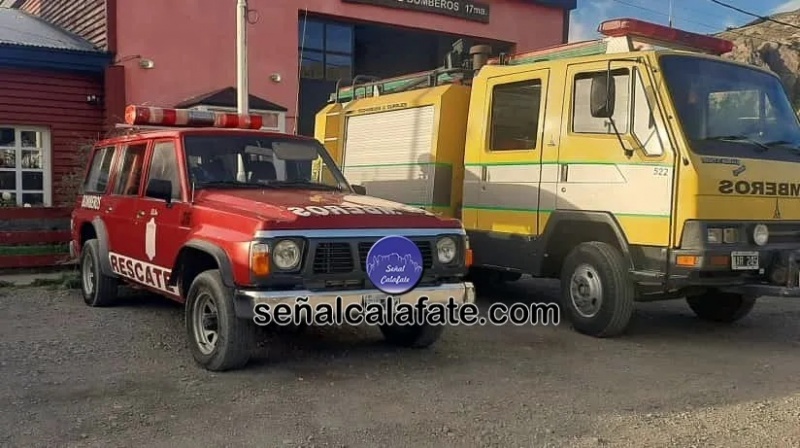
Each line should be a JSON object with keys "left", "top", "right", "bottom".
{"left": 83, "top": 218, "right": 114, "bottom": 277}
{"left": 537, "top": 211, "right": 632, "bottom": 278}
{"left": 169, "top": 239, "right": 236, "bottom": 297}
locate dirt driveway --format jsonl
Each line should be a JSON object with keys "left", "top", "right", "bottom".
{"left": 1, "top": 278, "right": 799, "bottom": 448}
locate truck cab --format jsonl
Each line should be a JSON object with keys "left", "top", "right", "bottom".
{"left": 70, "top": 105, "right": 475, "bottom": 371}
{"left": 314, "top": 17, "right": 800, "bottom": 338}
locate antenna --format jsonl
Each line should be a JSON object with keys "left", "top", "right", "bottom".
{"left": 295, "top": 8, "right": 309, "bottom": 135}
{"left": 668, "top": 0, "right": 673, "bottom": 27}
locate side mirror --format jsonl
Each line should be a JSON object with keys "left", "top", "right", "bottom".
{"left": 351, "top": 184, "right": 366, "bottom": 195}
{"left": 590, "top": 72, "right": 616, "bottom": 118}
{"left": 146, "top": 179, "right": 173, "bottom": 205}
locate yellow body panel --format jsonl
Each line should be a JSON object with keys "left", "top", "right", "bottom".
{"left": 314, "top": 84, "right": 471, "bottom": 218}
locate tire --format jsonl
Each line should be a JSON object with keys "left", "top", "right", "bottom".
{"left": 686, "top": 292, "right": 756, "bottom": 323}
{"left": 80, "top": 239, "right": 118, "bottom": 307}
{"left": 379, "top": 323, "right": 444, "bottom": 348}
{"left": 185, "top": 269, "right": 256, "bottom": 371}
{"left": 560, "top": 241, "right": 635, "bottom": 337}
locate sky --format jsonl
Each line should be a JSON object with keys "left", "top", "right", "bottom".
{"left": 569, "top": 0, "right": 800, "bottom": 42}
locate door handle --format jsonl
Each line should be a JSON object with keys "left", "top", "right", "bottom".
{"left": 560, "top": 164, "right": 569, "bottom": 182}
{"left": 481, "top": 165, "right": 488, "bottom": 181}
{"left": 136, "top": 210, "right": 145, "bottom": 218}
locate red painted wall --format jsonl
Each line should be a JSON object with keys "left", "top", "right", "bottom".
{"left": 0, "top": 68, "right": 105, "bottom": 206}
{"left": 113, "top": 0, "right": 566, "bottom": 132}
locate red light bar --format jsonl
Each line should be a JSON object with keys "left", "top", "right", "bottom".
{"left": 598, "top": 18, "right": 734, "bottom": 55}
{"left": 124, "top": 105, "right": 264, "bottom": 129}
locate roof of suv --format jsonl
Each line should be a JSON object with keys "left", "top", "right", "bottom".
{"left": 98, "top": 127, "right": 318, "bottom": 147}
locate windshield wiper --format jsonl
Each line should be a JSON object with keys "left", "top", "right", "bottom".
{"left": 703, "top": 135, "right": 770, "bottom": 152}
{"left": 264, "top": 180, "right": 342, "bottom": 191}
{"left": 195, "top": 181, "right": 266, "bottom": 189}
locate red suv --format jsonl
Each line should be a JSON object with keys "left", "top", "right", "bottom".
{"left": 70, "top": 105, "right": 475, "bottom": 371}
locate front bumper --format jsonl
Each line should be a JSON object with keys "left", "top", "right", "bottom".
{"left": 233, "top": 282, "right": 476, "bottom": 319}
{"left": 667, "top": 247, "right": 800, "bottom": 298}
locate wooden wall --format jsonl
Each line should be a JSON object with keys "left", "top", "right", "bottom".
{"left": 0, "top": 68, "right": 105, "bottom": 206}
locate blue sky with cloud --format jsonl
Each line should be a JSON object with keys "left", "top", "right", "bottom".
{"left": 569, "top": 0, "right": 800, "bottom": 42}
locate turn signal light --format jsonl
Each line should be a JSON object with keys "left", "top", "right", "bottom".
{"left": 676, "top": 255, "right": 699, "bottom": 267}
{"left": 465, "top": 248, "right": 473, "bottom": 267}
{"left": 250, "top": 243, "right": 270, "bottom": 276}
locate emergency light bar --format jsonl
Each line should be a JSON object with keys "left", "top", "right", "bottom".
{"left": 598, "top": 18, "right": 734, "bottom": 55}
{"left": 124, "top": 105, "right": 264, "bottom": 129}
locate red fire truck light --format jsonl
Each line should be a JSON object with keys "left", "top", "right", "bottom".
{"left": 598, "top": 18, "right": 734, "bottom": 55}
{"left": 124, "top": 105, "right": 264, "bottom": 129}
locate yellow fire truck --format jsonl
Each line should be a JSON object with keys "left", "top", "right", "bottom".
{"left": 314, "top": 18, "right": 800, "bottom": 337}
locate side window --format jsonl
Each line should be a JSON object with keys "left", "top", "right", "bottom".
{"left": 632, "top": 69, "right": 665, "bottom": 157}
{"left": 572, "top": 69, "right": 631, "bottom": 134}
{"left": 145, "top": 141, "right": 182, "bottom": 200}
{"left": 83, "top": 146, "right": 116, "bottom": 194}
{"left": 489, "top": 79, "right": 542, "bottom": 151}
{"left": 113, "top": 143, "right": 148, "bottom": 196}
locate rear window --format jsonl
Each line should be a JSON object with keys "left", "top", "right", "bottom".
{"left": 83, "top": 146, "right": 116, "bottom": 194}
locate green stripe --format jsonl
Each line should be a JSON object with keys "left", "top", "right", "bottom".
{"left": 405, "top": 202, "right": 451, "bottom": 208}
{"left": 464, "top": 161, "right": 673, "bottom": 167}
{"left": 343, "top": 162, "right": 451, "bottom": 169}
{"left": 462, "top": 205, "right": 669, "bottom": 218}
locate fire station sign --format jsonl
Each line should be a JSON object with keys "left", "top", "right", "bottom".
{"left": 342, "top": 0, "right": 490, "bottom": 23}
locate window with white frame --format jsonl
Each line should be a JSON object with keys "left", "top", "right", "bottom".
{"left": 0, "top": 126, "right": 51, "bottom": 207}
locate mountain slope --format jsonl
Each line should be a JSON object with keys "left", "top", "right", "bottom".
{"left": 717, "top": 9, "right": 800, "bottom": 110}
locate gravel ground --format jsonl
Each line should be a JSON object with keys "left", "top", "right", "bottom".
{"left": 1, "top": 278, "right": 800, "bottom": 448}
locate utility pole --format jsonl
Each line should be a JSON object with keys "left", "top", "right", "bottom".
{"left": 236, "top": 0, "right": 249, "bottom": 114}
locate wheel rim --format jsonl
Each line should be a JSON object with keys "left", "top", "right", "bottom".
{"left": 81, "top": 254, "right": 95, "bottom": 296}
{"left": 569, "top": 264, "right": 603, "bottom": 318}
{"left": 192, "top": 292, "right": 219, "bottom": 355}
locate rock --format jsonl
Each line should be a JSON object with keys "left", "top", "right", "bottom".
{"left": 717, "top": 8, "right": 800, "bottom": 111}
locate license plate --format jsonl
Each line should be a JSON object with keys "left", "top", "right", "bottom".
{"left": 361, "top": 293, "right": 391, "bottom": 307}
{"left": 731, "top": 251, "right": 759, "bottom": 270}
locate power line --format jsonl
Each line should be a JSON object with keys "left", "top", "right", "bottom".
{"left": 707, "top": 0, "right": 800, "bottom": 31}
{"left": 607, "top": 0, "right": 789, "bottom": 46}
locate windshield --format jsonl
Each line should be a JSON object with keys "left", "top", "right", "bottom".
{"left": 182, "top": 134, "right": 351, "bottom": 191}
{"left": 659, "top": 55, "right": 800, "bottom": 160}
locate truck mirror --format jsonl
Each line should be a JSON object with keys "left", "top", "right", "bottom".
{"left": 590, "top": 72, "right": 616, "bottom": 118}
{"left": 351, "top": 184, "right": 366, "bottom": 195}
{"left": 146, "top": 179, "right": 173, "bottom": 205}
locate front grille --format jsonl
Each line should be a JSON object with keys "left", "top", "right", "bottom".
{"left": 358, "top": 240, "right": 433, "bottom": 270}
{"left": 312, "top": 242, "right": 354, "bottom": 274}
{"left": 765, "top": 223, "right": 800, "bottom": 244}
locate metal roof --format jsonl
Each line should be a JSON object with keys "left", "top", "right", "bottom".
{"left": 0, "top": 7, "right": 100, "bottom": 52}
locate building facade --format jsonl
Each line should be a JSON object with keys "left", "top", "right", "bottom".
{"left": 11, "top": 0, "right": 574, "bottom": 136}
{"left": 0, "top": 7, "right": 110, "bottom": 208}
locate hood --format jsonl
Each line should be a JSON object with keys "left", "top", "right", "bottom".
{"left": 695, "top": 155, "right": 800, "bottom": 220}
{"left": 193, "top": 188, "right": 458, "bottom": 229}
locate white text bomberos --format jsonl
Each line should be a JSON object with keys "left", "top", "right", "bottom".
{"left": 252, "top": 296, "right": 560, "bottom": 327}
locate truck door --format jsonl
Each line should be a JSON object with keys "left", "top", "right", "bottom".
{"left": 465, "top": 68, "right": 549, "bottom": 268}
{"left": 138, "top": 138, "right": 191, "bottom": 299}
{"left": 555, "top": 60, "right": 674, "bottom": 248}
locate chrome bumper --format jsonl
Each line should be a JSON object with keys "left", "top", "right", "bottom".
{"left": 233, "top": 282, "right": 476, "bottom": 319}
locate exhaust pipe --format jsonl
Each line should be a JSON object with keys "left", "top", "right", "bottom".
{"left": 470, "top": 44, "right": 492, "bottom": 71}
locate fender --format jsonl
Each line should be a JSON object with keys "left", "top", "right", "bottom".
{"left": 534, "top": 210, "right": 633, "bottom": 273}
{"left": 170, "top": 239, "right": 236, "bottom": 288}
{"left": 90, "top": 217, "right": 116, "bottom": 277}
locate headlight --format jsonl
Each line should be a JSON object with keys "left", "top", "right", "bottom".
{"left": 707, "top": 228, "right": 722, "bottom": 244}
{"left": 436, "top": 237, "right": 457, "bottom": 264}
{"left": 272, "top": 239, "right": 301, "bottom": 270}
{"left": 753, "top": 224, "right": 769, "bottom": 246}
